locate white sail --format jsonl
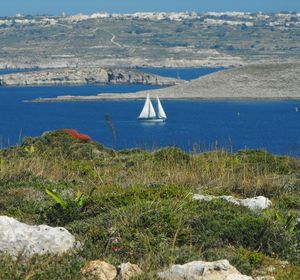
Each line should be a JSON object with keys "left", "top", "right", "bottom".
{"left": 138, "top": 94, "right": 156, "bottom": 119}
{"left": 138, "top": 94, "right": 150, "bottom": 119}
{"left": 148, "top": 97, "right": 156, "bottom": 118}
{"left": 157, "top": 96, "right": 167, "bottom": 119}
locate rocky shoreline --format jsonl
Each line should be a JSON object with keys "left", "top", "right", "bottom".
{"left": 0, "top": 67, "right": 182, "bottom": 87}
{"left": 0, "top": 55, "right": 245, "bottom": 71}
{"left": 32, "top": 62, "right": 300, "bottom": 102}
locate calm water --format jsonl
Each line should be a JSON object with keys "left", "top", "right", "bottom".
{"left": 137, "top": 67, "right": 224, "bottom": 81}
{"left": 0, "top": 68, "right": 40, "bottom": 75}
{"left": 0, "top": 68, "right": 300, "bottom": 156}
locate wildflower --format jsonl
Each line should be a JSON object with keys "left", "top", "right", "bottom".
{"left": 62, "top": 129, "right": 91, "bottom": 143}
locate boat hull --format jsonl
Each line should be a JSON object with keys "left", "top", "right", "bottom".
{"left": 138, "top": 118, "right": 166, "bottom": 122}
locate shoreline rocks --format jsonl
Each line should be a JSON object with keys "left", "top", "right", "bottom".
{"left": 0, "top": 67, "right": 181, "bottom": 87}
{"left": 31, "top": 62, "right": 300, "bottom": 102}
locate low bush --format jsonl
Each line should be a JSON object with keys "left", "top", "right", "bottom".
{"left": 153, "top": 147, "right": 190, "bottom": 164}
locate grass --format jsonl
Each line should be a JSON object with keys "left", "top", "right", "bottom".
{"left": 0, "top": 130, "right": 300, "bottom": 279}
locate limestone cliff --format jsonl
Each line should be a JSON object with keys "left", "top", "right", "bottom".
{"left": 0, "top": 68, "right": 181, "bottom": 86}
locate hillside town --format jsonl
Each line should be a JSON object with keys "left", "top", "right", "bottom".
{"left": 0, "top": 11, "right": 300, "bottom": 27}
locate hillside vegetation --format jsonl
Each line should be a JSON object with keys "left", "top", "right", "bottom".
{"left": 1, "top": 130, "right": 300, "bottom": 279}
{"left": 1, "top": 13, "right": 300, "bottom": 69}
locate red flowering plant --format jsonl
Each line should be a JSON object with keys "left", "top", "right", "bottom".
{"left": 62, "top": 129, "right": 91, "bottom": 143}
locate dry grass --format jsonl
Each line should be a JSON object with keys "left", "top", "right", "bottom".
{"left": 1, "top": 147, "right": 298, "bottom": 199}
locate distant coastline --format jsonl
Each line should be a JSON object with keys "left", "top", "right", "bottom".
{"left": 0, "top": 67, "right": 182, "bottom": 87}
{"left": 30, "top": 62, "right": 300, "bottom": 102}
{"left": 30, "top": 96, "right": 300, "bottom": 103}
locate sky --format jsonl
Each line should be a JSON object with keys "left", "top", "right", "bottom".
{"left": 0, "top": 0, "right": 300, "bottom": 16}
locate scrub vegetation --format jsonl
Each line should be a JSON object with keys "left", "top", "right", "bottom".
{"left": 1, "top": 130, "right": 300, "bottom": 279}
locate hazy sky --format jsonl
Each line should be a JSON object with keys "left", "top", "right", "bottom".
{"left": 1, "top": 0, "right": 300, "bottom": 16}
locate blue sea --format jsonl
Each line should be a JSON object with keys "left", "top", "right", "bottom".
{"left": 0, "top": 67, "right": 300, "bottom": 157}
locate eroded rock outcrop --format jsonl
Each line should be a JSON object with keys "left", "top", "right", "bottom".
{"left": 158, "top": 259, "right": 253, "bottom": 280}
{"left": 0, "top": 216, "right": 79, "bottom": 258}
{"left": 0, "top": 67, "right": 181, "bottom": 86}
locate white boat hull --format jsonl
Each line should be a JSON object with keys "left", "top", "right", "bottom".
{"left": 139, "top": 118, "right": 166, "bottom": 122}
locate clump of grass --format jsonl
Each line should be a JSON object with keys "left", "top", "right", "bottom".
{"left": 0, "top": 253, "right": 84, "bottom": 280}
{"left": 236, "top": 150, "right": 300, "bottom": 175}
{"left": 39, "top": 187, "right": 96, "bottom": 226}
{"left": 153, "top": 147, "right": 190, "bottom": 164}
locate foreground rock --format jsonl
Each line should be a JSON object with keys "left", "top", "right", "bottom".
{"left": 82, "top": 260, "right": 117, "bottom": 280}
{"left": 158, "top": 259, "right": 253, "bottom": 280}
{"left": 82, "top": 260, "right": 142, "bottom": 280}
{"left": 193, "top": 195, "right": 271, "bottom": 212}
{"left": 117, "top": 262, "right": 143, "bottom": 280}
{"left": 0, "top": 216, "right": 78, "bottom": 258}
{"left": 0, "top": 67, "right": 181, "bottom": 87}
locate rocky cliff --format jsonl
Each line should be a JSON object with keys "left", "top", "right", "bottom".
{"left": 0, "top": 68, "right": 181, "bottom": 86}
{"left": 34, "top": 62, "right": 300, "bottom": 101}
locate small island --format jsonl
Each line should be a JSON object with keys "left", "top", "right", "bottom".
{"left": 32, "top": 62, "right": 300, "bottom": 102}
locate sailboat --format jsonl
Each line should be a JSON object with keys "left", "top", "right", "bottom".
{"left": 138, "top": 94, "right": 167, "bottom": 122}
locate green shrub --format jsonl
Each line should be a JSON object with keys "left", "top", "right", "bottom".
{"left": 188, "top": 200, "right": 296, "bottom": 259}
{"left": 40, "top": 188, "right": 95, "bottom": 226}
{"left": 153, "top": 147, "right": 190, "bottom": 164}
{"left": 236, "top": 150, "right": 300, "bottom": 175}
{"left": 40, "top": 200, "right": 83, "bottom": 226}
{"left": 0, "top": 253, "right": 84, "bottom": 280}
{"left": 3, "top": 130, "right": 110, "bottom": 161}
{"left": 278, "top": 195, "right": 300, "bottom": 211}
{"left": 235, "top": 248, "right": 265, "bottom": 274}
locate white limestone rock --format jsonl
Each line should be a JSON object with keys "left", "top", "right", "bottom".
{"left": 0, "top": 216, "right": 79, "bottom": 258}
{"left": 193, "top": 195, "right": 271, "bottom": 212}
{"left": 239, "top": 196, "right": 272, "bottom": 212}
{"left": 157, "top": 259, "right": 253, "bottom": 280}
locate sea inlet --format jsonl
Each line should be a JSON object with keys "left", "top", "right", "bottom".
{"left": 0, "top": 67, "right": 300, "bottom": 157}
